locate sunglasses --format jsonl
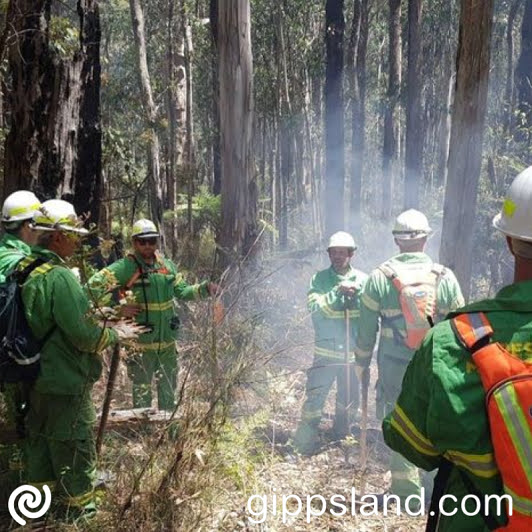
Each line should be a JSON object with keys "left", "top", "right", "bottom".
{"left": 135, "top": 237, "right": 158, "bottom": 246}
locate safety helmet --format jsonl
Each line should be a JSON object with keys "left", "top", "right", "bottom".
{"left": 2, "top": 190, "right": 41, "bottom": 223}
{"left": 131, "top": 218, "right": 159, "bottom": 239}
{"left": 493, "top": 166, "right": 532, "bottom": 242}
{"left": 32, "top": 199, "right": 88, "bottom": 234}
{"left": 327, "top": 231, "right": 357, "bottom": 251}
{"left": 392, "top": 209, "right": 432, "bottom": 240}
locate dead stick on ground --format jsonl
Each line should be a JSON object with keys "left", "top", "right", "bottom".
{"left": 96, "top": 342, "right": 121, "bottom": 455}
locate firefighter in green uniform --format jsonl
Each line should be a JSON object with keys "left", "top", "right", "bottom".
{"left": 23, "top": 199, "right": 142, "bottom": 515}
{"left": 293, "top": 231, "right": 367, "bottom": 455}
{"left": 0, "top": 190, "right": 41, "bottom": 281}
{"left": 88, "top": 219, "right": 220, "bottom": 411}
{"left": 383, "top": 168, "right": 532, "bottom": 530}
{"left": 0, "top": 191, "right": 41, "bottom": 489}
{"left": 354, "top": 209, "right": 464, "bottom": 504}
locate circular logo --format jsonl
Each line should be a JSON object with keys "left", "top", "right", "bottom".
{"left": 8, "top": 484, "right": 52, "bottom": 526}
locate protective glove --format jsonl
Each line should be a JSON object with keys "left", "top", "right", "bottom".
{"left": 111, "top": 320, "right": 150, "bottom": 343}
{"left": 337, "top": 280, "right": 358, "bottom": 297}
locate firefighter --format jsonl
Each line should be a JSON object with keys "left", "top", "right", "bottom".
{"left": 0, "top": 190, "right": 41, "bottom": 488}
{"left": 0, "top": 190, "right": 41, "bottom": 281}
{"left": 22, "top": 199, "right": 142, "bottom": 515}
{"left": 88, "top": 219, "right": 220, "bottom": 411}
{"left": 293, "top": 231, "right": 367, "bottom": 455}
{"left": 382, "top": 166, "right": 532, "bottom": 530}
{"left": 354, "top": 209, "right": 464, "bottom": 504}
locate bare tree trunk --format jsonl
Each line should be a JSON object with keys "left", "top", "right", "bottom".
{"left": 4, "top": 0, "right": 102, "bottom": 224}
{"left": 129, "top": 0, "right": 165, "bottom": 247}
{"left": 217, "top": 0, "right": 257, "bottom": 263}
{"left": 165, "top": 0, "right": 187, "bottom": 256}
{"left": 347, "top": 0, "right": 368, "bottom": 233}
{"left": 210, "top": 0, "right": 221, "bottom": 195}
{"left": 382, "top": 0, "right": 401, "bottom": 220}
{"left": 503, "top": 0, "right": 520, "bottom": 134}
{"left": 440, "top": 0, "right": 494, "bottom": 300}
{"left": 324, "top": 0, "right": 345, "bottom": 236}
{"left": 515, "top": 0, "right": 532, "bottom": 139}
{"left": 404, "top": 0, "right": 423, "bottom": 209}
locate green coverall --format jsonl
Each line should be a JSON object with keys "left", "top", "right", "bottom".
{"left": 293, "top": 265, "right": 367, "bottom": 454}
{"left": 354, "top": 252, "right": 464, "bottom": 500}
{"left": 88, "top": 252, "right": 209, "bottom": 410}
{"left": 20, "top": 247, "right": 119, "bottom": 511}
{"left": 381, "top": 282, "right": 532, "bottom": 530}
{"left": 0, "top": 233, "right": 31, "bottom": 496}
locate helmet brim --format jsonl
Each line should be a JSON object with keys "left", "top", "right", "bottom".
{"left": 133, "top": 232, "right": 160, "bottom": 239}
{"left": 492, "top": 213, "right": 532, "bottom": 243}
{"left": 31, "top": 223, "right": 89, "bottom": 235}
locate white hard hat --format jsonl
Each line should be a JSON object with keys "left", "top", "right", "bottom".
{"left": 392, "top": 209, "right": 432, "bottom": 240}
{"left": 132, "top": 218, "right": 159, "bottom": 239}
{"left": 493, "top": 166, "right": 532, "bottom": 242}
{"left": 32, "top": 199, "right": 88, "bottom": 234}
{"left": 2, "top": 190, "right": 41, "bottom": 222}
{"left": 327, "top": 231, "right": 357, "bottom": 250}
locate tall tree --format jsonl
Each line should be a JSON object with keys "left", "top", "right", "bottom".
{"left": 515, "top": 0, "right": 532, "bottom": 137}
{"left": 347, "top": 0, "right": 369, "bottom": 232}
{"left": 440, "top": 0, "right": 494, "bottom": 300}
{"left": 382, "top": 0, "right": 402, "bottom": 219}
{"left": 217, "top": 0, "right": 257, "bottom": 262}
{"left": 4, "top": 0, "right": 103, "bottom": 224}
{"left": 129, "top": 0, "right": 165, "bottom": 247}
{"left": 324, "top": 0, "right": 345, "bottom": 235}
{"left": 404, "top": 0, "right": 423, "bottom": 209}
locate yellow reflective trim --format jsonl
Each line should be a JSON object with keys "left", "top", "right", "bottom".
{"left": 140, "top": 340, "right": 176, "bottom": 351}
{"left": 314, "top": 346, "right": 351, "bottom": 360}
{"left": 505, "top": 486, "right": 532, "bottom": 516}
{"left": 445, "top": 450, "right": 498, "bottom": 479}
{"left": 96, "top": 328, "right": 112, "bottom": 353}
{"left": 361, "top": 293, "right": 379, "bottom": 311}
{"left": 144, "top": 301, "right": 173, "bottom": 311}
{"left": 8, "top": 202, "right": 40, "bottom": 216}
{"left": 64, "top": 490, "right": 94, "bottom": 507}
{"left": 390, "top": 406, "right": 439, "bottom": 457}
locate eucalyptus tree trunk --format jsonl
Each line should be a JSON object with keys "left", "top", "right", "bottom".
{"left": 4, "top": 0, "right": 103, "bottom": 225}
{"left": 440, "top": 0, "right": 494, "bottom": 300}
{"left": 382, "top": 0, "right": 401, "bottom": 219}
{"left": 129, "top": 0, "right": 165, "bottom": 247}
{"left": 404, "top": 0, "right": 423, "bottom": 209}
{"left": 515, "top": 0, "right": 532, "bottom": 139}
{"left": 324, "top": 0, "right": 345, "bottom": 236}
{"left": 217, "top": 0, "right": 257, "bottom": 263}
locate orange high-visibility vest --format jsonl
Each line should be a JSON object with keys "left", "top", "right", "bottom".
{"left": 452, "top": 311, "right": 532, "bottom": 531}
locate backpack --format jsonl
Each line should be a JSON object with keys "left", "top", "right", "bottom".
{"left": 0, "top": 257, "right": 54, "bottom": 384}
{"left": 448, "top": 311, "right": 532, "bottom": 531}
{"left": 379, "top": 261, "right": 445, "bottom": 350}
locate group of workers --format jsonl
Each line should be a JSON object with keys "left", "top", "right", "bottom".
{"left": 0, "top": 193, "right": 218, "bottom": 518}
{"left": 295, "top": 166, "right": 532, "bottom": 530}
{"left": 2, "top": 165, "right": 532, "bottom": 530}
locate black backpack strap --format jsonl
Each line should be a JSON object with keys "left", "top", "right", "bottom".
{"left": 14, "top": 256, "right": 48, "bottom": 284}
{"left": 426, "top": 459, "right": 453, "bottom": 532}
